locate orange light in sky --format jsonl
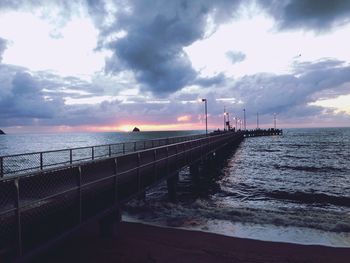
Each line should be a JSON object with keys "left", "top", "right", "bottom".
{"left": 177, "top": 115, "right": 191, "bottom": 122}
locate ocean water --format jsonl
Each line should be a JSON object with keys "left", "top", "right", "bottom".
{"left": 123, "top": 128, "right": 350, "bottom": 247}
{"left": 1, "top": 128, "right": 349, "bottom": 247}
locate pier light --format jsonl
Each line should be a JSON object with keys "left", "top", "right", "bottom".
{"left": 243, "top": 108, "right": 246, "bottom": 130}
{"left": 224, "top": 107, "right": 226, "bottom": 131}
{"left": 201, "top": 98, "right": 208, "bottom": 135}
{"left": 233, "top": 117, "right": 238, "bottom": 131}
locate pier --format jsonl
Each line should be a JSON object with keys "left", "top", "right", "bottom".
{"left": 0, "top": 130, "right": 280, "bottom": 262}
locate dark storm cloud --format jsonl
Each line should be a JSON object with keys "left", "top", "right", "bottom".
{"left": 226, "top": 51, "right": 246, "bottom": 64}
{"left": 259, "top": 0, "right": 350, "bottom": 31}
{"left": 94, "top": 0, "right": 244, "bottom": 94}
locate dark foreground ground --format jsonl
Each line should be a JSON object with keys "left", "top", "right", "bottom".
{"left": 35, "top": 221, "right": 350, "bottom": 263}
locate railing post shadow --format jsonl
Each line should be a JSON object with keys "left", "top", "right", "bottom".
{"left": 114, "top": 158, "right": 118, "bottom": 204}
{"left": 0, "top": 156, "right": 3, "bottom": 178}
{"left": 14, "top": 178, "right": 22, "bottom": 257}
{"left": 77, "top": 166, "right": 82, "bottom": 224}
{"left": 153, "top": 149, "right": 157, "bottom": 182}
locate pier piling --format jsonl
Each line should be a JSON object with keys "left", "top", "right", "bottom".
{"left": 167, "top": 173, "right": 179, "bottom": 202}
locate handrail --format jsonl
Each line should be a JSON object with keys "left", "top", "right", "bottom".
{"left": 0, "top": 133, "right": 207, "bottom": 178}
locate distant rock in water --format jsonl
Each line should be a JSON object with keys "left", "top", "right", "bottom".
{"left": 132, "top": 127, "right": 140, "bottom": 132}
{"left": 0, "top": 129, "right": 5, "bottom": 135}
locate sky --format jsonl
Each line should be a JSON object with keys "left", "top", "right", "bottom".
{"left": 0, "top": 0, "right": 350, "bottom": 133}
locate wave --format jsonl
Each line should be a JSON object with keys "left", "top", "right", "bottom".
{"left": 281, "top": 155, "right": 307, "bottom": 160}
{"left": 124, "top": 198, "right": 350, "bottom": 233}
{"left": 266, "top": 190, "right": 350, "bottom": 207}
{"left": 274, "top": 164, "right": 345, "bottom": 173}
{"left": 257, "top": 149, "right": 281, "bottom": 152}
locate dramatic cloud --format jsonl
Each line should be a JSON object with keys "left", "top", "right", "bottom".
{"left": 260, "top": 0, "right": 350, "bottom": 31}
{"left": 95, "top": 0, "right": 244, "bottom": 94}
{"left": 226, "top": 51, "right": 246, "bottom": 64}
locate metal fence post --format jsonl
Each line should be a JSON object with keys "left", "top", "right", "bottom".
{"left": 40, "top": 152, "right": 43, "bottom": 170}
{"left": 109, "top": 145, "right": 112, "bottom": 157}
{"left": 0, "top": 156, "right": 3, "bottom": 178}
{"left": 70, "top": 149, "right": 73, "bottom": 165}
{"left": 14, "top": 178, "right": 22, "bottom": 256}
{"left": 92, "top": 147, "right": 95, "bottom": 160}
{"left": 123, "top": 143, "right": 125, "bottom": 154}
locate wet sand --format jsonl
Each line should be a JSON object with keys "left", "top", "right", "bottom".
{"left": 38, "top": 221, "right": 350, "bottom": 263}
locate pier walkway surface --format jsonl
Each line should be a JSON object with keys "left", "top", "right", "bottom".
{"left": 0, "top": 129, "right": 281, "bottom": 262}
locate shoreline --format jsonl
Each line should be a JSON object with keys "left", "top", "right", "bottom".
{"left": 123, "top": 216, "right": 350, "bottom": 248}
{"left": 39, "top": 221, "right": 350, "bottom": 263}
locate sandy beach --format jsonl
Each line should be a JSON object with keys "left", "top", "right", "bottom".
{"left": 36, "top": 221, "right": 350, "bottom": 263}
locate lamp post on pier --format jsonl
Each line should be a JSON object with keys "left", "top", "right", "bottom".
{"left": 202, "top": 98, "right": 208, "bottom": 135}
{"left": 274, "top": 113, "right": 277, "bottom": 129}
{"left": 243, "top": 108, "right": 246, "bottom": 130}
{"left": 223, "top": 106, "right": 226, "bottom": 131}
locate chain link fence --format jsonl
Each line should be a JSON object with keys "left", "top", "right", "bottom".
{"left": 0, "top": 134, "right": 206, "bottom": 178}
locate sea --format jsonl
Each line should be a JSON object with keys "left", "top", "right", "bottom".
{"left": 1, "top": 128, "right": 349, "bottom": 247}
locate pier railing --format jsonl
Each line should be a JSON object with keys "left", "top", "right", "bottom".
{"left": 0, "top": 134, "right": 206, "bottom": 178}
{"left": 0, "top": 132, "right": 243, "bottom": 260}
